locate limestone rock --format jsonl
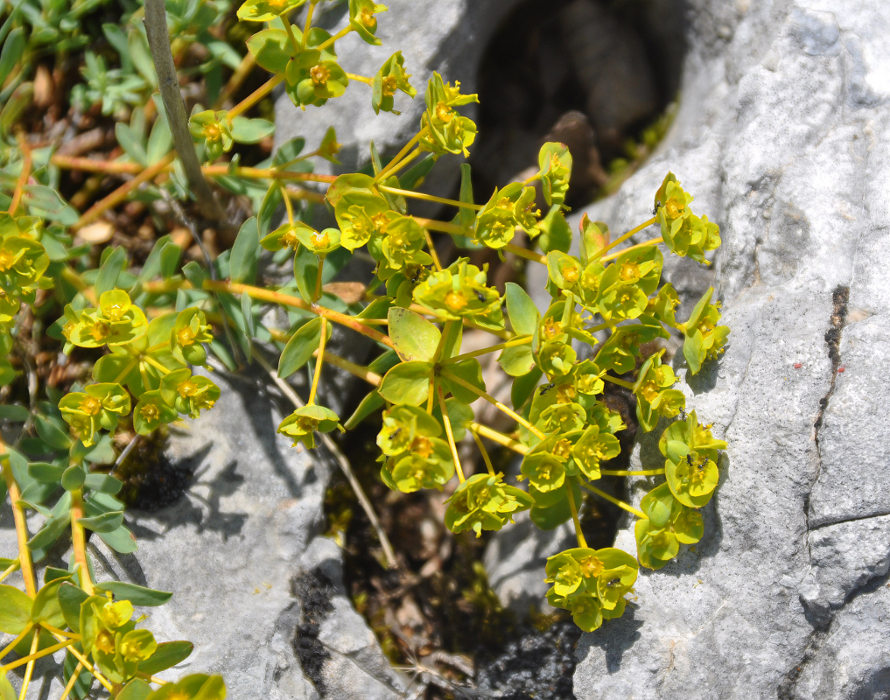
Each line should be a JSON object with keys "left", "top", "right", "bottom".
{"left": 569, "top": 1, "right": 890, "bottom": 698}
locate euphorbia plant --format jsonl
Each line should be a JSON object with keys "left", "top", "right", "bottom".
{"left": 0, "top": 0, "right": 729, "bottom": 695}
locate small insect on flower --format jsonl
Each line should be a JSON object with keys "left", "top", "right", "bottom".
{"left": 475, "top": 290, "right": 486, "bottom": 302}
{"left": 540, "top": 382, "right": 556, "bottom": 394}
{"left": 606, "top": 577, "right": 622, "bottom": 588}
{"left": 793, "top": 362, "right": 802, "bottom": 369}
{"left": 837, "top": 366, "right": 845, "bottom": 373}
{"left": 653, "top": 201, "right": 662, "bottom": 216}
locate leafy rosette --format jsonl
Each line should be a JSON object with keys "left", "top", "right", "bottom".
{"left": 444, "top": 473, "right": 533, "bottom": 537}
{"left": 659, "top": 410, "right": 725, "bottom": 508}
{"left": 474, "top": 182, "right": 539, "bottom": 249}
{"left": 680, "top": 287, "right": 730, "bottom": 374}
{"left": 377, "top": 405, "right": 454, "bottom": 492}
{"left": 632, "top": 351, "right": 685, "bottom": 433}
{"left": 419, "top": 72, "right": 478, "bottom": 156}
{"left": 59, "top": 383, "right": 131, "bottom": 447}
{"left": 654, "top": 172, "right": 721, "bottom": 263}
{"left": 544, "top": 547, "right": 638, "bottom": 631}
{"left": 372, "top": 51, "right": 416, "bottom": 114}
{"left": 634, "top": 482, "right": 705, "bottom": 569}
{"left": 63, "top": 290, "right": 148, "bottom": 349}
{"left": 277, "top": 404, "right": 342, "bottom": 449}
{"left": 412, "top": 259, "right": 503, "bottom": 331}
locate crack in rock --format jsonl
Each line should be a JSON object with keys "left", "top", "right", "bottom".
{"left": 806, "top": 284, "right": 850, "bottom": 531}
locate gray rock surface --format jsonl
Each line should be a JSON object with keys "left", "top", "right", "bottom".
{"left": 1, "top": 369, "right": 404, "bottom": 698}
{"left": 566, "top": 1, "right": 890, "bottom": 698}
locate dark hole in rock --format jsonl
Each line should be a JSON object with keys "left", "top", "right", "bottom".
{"left": 115, "top": 434, "right": 195, "bottom": 510}
{"left": 472, "top": 0, "right": 687, "bottom": 209}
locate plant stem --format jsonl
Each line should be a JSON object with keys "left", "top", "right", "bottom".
{"left": 58, "top": 662, "right": 84, "bottom": 700}
{"left": 47, "top": 633, "right": 114, "bottom": 693}
{"left": 470, "top": 422, "right": 528, "bottom": 454}
{"left": 74, "top": 153, "right": 175, "bottom": 229}
{"left": 228, "top": 74, "right": 285, "bottom": 119}
{"left": 0, "top": 624, "right": 34, "bottom": 661}
{"left": 16, "top": 628, "right": 40, "bottom": 699}
{"left": 593, "top": 215, "right": 658, "bottom": 260}
{"left": 413, "top": 217, "right": 548, "bottom": 265}
{"left": 599, "top": 235, "right": 663, "bottom": 263}
{"left": 301, "top": 2, "right": 315, "bottom": 48}
{"left": 1, "top": 446, "right": 36, "bottom": 597}
{"left": 69, "top": 489, "right": 94, "bottom": 595}
{"left": 437, "top": 386, "right": 465, "bottom": 483}
{"left": 0, "top": 560, "right": 19, "bottom": 583}
{"left": 320, "top": 350, "right": 381, "bottom": 386}
{"left": 144, "top": 0, "right": 226, "bottom": 228}
{"left": 566, "top": 482, "right": 588, "bottom": 548}
{"left": 8, "top": 132, "right": 32, "bottom": 215}
{"left": 445, "top": 335, "right": 531, "bottom": 363}
{"left": 215, "top": 52, "right": 257, "bottom": 108}
{"left": 602, "top": 374, "right": 636, "bottom": 391}
{"left": 3, "top": 636, "right": 71, "bottom": 673}
{"left": 345, "top": 72, "right": 374, "bottom": 85}
{"left": 376, "top": 131, "right": 423, "bottom": 181}
{"left": 307, "top": 317, "right": 327, "bottom": 404}
{"left": 314, "top": 24, "right": 353, "bottom": 52}
{"left": 439, "top": 369, "right": 546, "bottom": 440}
{"left": 470, "top": 429, "right": 496, "bottom": 476}
{"left": 600, "top": 468, "right": 665, "bottom": 477}
{"left": 203, "top": 280, "right": 396, "bottom": 350}
{"left": 581, "top": 482, "right": 646, "bottom": 519}
{"left": 378, "top": 184, "right": 483, "bottom": 211}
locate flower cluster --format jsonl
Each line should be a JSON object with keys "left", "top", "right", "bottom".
{"left": 655, "top": 173, "right": 721, "bottom": 264}
{"left": 545, "top": 547, "right": 639, "bottom": 631}
{"left": 60, "top": 291, "right": 219, "bottom": 444}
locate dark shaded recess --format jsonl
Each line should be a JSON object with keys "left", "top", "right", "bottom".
{"left": 475, "top": 619, "right": 582, "bottom": 700}
{"left": 472, "top": 0, "right": 686, "bottom": 208}
{"left": 116, "top": 434, "right": 196, "bottom": 510}
{"left": 292, "top": 568, "right": 337, "bottom": 696}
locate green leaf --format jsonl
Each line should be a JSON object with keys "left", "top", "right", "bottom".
{"left": 58, "top": 582, "right": 89, "bottom": 632}
{"left": 146, "top": 674, "right": 226, "bottom": 700}
{"left": 84, "top": 472, "right": 122, "bottom": 495}
{"left": 230, "top": 216, "right": 259, "bottom": 283}
{"left": 246, "top": 28, "right": 291, "bottom": 74}
{"left": 378, "top": 361, "right": 432, "bottom": 406}
{"left": 28, "top": 461, "right": 65, "bottom": 483}
{"left": 28, "top": 511, "right": 71, "bottom": 559}
{"left": 0, "top": 28, "right": 25, "bottom": 83}
{"left": 0, "top": 671, "right": 15, "bottom": 700}
{"left": 400, "top": 154, "right": 436, "bottom": 191}
{"left": 440, "top": 360, "right": 484, "bottom": 404}
{"left": 229, "top": 116, "right": 275, "bottom": 144}
{"left": 31, "top": 578, "right": 65, "bottom": 627}
{"left": 138, "top": 640, "right": 194, "bottom": 675}
{"left": 498, "top": 343, "right": 535, "bottom": 377}
{"left": 505, "top": 283, "right": 539, "bottom": 336}
{"left": 115, "top": 121, "right": 148, "bottom": 166}
{"left": 34, "top": 413, "right": 71, "bottom": 450}
{"left": 278, "top": 317, "right": 330, "bottom": 378}
{"left": 96, "top": 247, "right": 127, "bottom": 294}
{"left": 343, "top": 389, "right": 385, "bottom": 430}
{"left": 388, "top": 307, "right": 440, "bottom": 362}
{"left": 95, "top": 581, "right": 172, "bottom": 606}
{"left": 117, "top": 679, "right": 153, "bottom": 700}
{"left": 77, "top": 510, "right": 123, "bottom": 533}
{"left": 511, "top": 367, "right": 542, "bottom": 411}
{"left": 61, "top": 464, "right": 86, "bottom": 491}
{"left": 293, "top": 244, "right": 318, "bottom": 302}
{"left": 0, "top": 585, "right": 32, "bottom": 634}
{"left": 98, "top": 524, "right": 138, "bottom": 554}
{"left": 23, "top": 184, "right": 79, "bottom": 225}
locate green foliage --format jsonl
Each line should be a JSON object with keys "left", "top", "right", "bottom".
{"left": 0, "top": 0, "right": 733, "bottom": 695}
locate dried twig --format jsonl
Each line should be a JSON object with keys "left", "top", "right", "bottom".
{"left": 252, "top": 349, "right": 398, "bottom": 569}
{"left": 143, "top": 0, "right": 228, "bottom": 230}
